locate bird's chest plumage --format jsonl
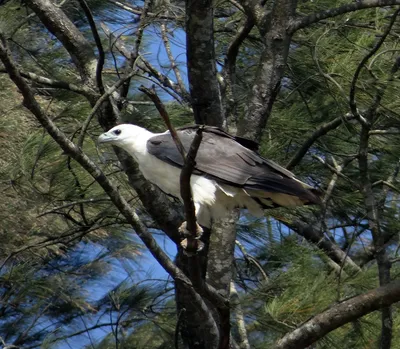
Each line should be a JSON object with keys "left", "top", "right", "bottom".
{"left": 139, "top": 153, "right": 182, "bottom": 197}
{"left": 135, "top": 150, "right": 218, "bottom": 211}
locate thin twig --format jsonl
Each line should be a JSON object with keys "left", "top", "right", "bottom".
{"left": 77, "top": 0, "right": 105, "bottom": 94}
{"left": 349, "top": 9, "right": 400, "bottom": 125}
{"left": 236, "top": 240, "right": 268, "bottom": 281}
{"left": 160, "top": 23, "right": 187, "bottom": 96}
{"left": 138, "top": 85, "right": 186, "bottom": 160}
{"left": 78, "top": 67, "right": 138, "bottom": 148}
{"left": 286, "top": 113, "right": 354, "bottom": 170}
{"left": 312, "top": 154, "right": 359, "bottom": 188}
{"left": 38, "top": 198, "right": 111, "bottom": 217}
{"left": 290, "top": 0, "right": 400, "bottom": 32}
{"left": 119, "top": 0, "right": 151, "bottom": 102}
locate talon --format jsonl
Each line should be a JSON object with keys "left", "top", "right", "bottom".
{"left": 180, "top": 238, "right": 205, "bottom": 256}
{"left": 179, "top": 221, "right": 204, "bottom": 238}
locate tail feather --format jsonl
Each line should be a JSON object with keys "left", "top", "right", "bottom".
{"left": 247, "top": 187, "right": 322, "bottom": 209}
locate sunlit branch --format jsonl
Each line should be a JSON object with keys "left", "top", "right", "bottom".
{"left": 160, "top": 23, "right": 188, "bottom": 99}
{"left": 0, "top": 67, "right": 95, "bottom": 98}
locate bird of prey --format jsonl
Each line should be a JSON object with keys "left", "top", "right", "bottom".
{"left": 98, "top": 124, "right": 321, "bottom": 228}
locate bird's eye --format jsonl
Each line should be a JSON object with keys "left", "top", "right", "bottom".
{"left": 114, "top": 129, "right": 121, "bottom": 135}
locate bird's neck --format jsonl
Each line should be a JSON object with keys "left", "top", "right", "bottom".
{"left": 121, "top": 129, "right": 154, "bottom": 162}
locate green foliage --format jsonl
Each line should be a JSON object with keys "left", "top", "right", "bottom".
{"left": 1, "top": 0, "right": 400, "bottom": 348}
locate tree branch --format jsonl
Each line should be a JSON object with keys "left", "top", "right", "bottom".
{"left": 282, "top": 217, "right": 361, "bottom": 275}
{"left": 222, "top": 16, "right": 254, "bottom": 124}
{"left": 0, "top": 67, "right": 95, "bottom": 99}
{"left": 107, "top": 0, "right": 182, "bottom": 21}
{"left": 290, "top": 0, "right": 400, "bottom": 33}
{"left": 26, "top": 0, "right": 97, "bottom": 86}
{"left": 118, "top": 0, "right": 150, "bottom": 104}
{"left": 160, "top": 23, "right": 189, "bottom": 99}
{"left": 77, "top": 68, "right": 138, "bottom": 148}
{"left": 180, "top": 128, "right": 204, "bottom": 242}
{"left": 77, "top": 0, "right": 105, "bottom": 94}
{"left": 349, "top": 9, "right": 399, "bottom": 126}
{"left": 237, "top": 0, "right": 295, "bottom": 141}
{"left": 286, "top": 113, "right": 354, "bottom": 170}
{"left": 273, "top": 280, "right": 400, "bottom": 349}
{"left": 138, "top": 86, "right": 186, "bottom": 159}
{"left": 230, "top": 282, "right": 251, "bottom": 349}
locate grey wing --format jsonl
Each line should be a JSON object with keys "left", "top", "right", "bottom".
{"left": 147, "top": 127, "right": 321, "bottom": 204}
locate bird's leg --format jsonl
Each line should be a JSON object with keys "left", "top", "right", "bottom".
{"left": 179, "top": 222, "right": 204, "bottom": 255}
{"left": 179, "top": 203, "right": 204, "bottom": 255}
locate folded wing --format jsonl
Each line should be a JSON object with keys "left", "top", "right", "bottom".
{"left": 147, "top": 126, "right": 321, "bottom": 207}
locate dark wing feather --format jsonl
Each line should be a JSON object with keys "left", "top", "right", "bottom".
{"left": 147, "top": 126, "right": 321, "bottom": 204}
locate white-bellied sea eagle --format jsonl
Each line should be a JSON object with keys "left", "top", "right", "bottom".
{"left": 98, "top": 124, "right": 321, "bottom": 228}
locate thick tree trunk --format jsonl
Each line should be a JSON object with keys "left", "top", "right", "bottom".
{"left": 237, "top": 0, "right": 297, "bottom": 142}
{"left": 186, "top": 0, "right": 224, "bottom": 127}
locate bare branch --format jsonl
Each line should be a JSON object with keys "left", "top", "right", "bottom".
{"left": 100, "top": 22, "right": 131, "bottom": 58}
{"left": 78, "top": 68, "right": 138, "bottom": 148}
{"left": 118, "top": 0, "right": 151, "bottom": 103}
{"left": 140, "top": 58, "right": 188, "bottom": 103}
{"left": 37, "top": 198, "right": 111, "bottom": 217}
{"left": 77, "top": 0, "right": 105, "bottom": 94}
{"left": 160, "top": 23, "right": 188, "bottom": 98}
{"left": 230, "top": 282, "right": 251, "bottom": 349}
{"left": 349, "top": 9, "right": 400, "bottom": 125}
{"left": 286, "top": 113, "right": 354, "bottom": 170}
{"left": 369, "top": 129, "right": 400, "bottom": 135}
{"left": 290, "top": 0, "right": 400, "bottom": 33}
{"left": 0, "top": 67, "right": 95, "bottom": 99}
{"left": 138, "top": 85, "right": 186, "bottom": 160}
{"left": 273, "top": 280, "right": 400, "bottom": 349}
{"left": 236, "top": 240, "right": 268, "bottom": 281}
{"left": 282, "top": 217, "right": 361, "bottom": 275}
{"left": 222, "top": 17, "right": 254, "bottom": 123}
{"left": 26, "top": 0, "right": 97, "bottom": 84}
{"left": 312, "top": 154, "right": 360, "bottom": 188}
{"left": 180, "top": 127, "right": 204, "bottom": 253}
{"left": 237, "top": 0, "right": 295, "bottom": 141}
{"left": 238, "top": 0, "right": 265, "bottom": 28}
{"left": 107, "top": 0, "right": 182, "bottom": 21}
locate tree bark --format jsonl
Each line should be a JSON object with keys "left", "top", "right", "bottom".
{"left": 186, "top": 0, "right": 224, "bottom": 127}
{"left": 273, "top": 280, "right": 400, "bottom": 349}
{"left": 27, "top": 0, "right": 98, "bottom": 87}
{"left": 238, "top": 0, "right": 297, "bottom": 142}
{"left": 283, "top": 218, "right": 361, "bottom": 275}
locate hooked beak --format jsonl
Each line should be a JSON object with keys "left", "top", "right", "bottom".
{"left": 98, "top": 132, "right": 116, "bottom": 144}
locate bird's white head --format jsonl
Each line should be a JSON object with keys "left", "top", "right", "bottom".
{"left": 98, "top": 124, "right": 152, "bottom": 156}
